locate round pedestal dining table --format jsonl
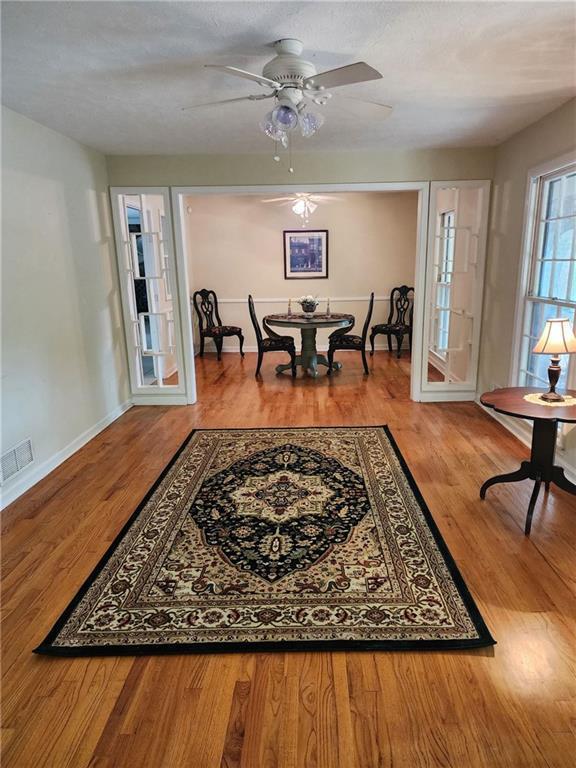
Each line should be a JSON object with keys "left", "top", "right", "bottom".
{"left": 264, "top": 312, "right": 354, "bottom": 378}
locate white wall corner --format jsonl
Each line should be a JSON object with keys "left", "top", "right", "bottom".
{"left": 0, "top": 400, "right": 133, "bottom": 510}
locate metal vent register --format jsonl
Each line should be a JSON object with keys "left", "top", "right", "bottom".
{"left": 1, "top": 439, "right": 33, "bottom": 483}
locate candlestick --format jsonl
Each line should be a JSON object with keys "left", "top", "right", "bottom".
{"left": 326, "top": 298, "right": 331, "bottom": 317}
{"left": 288, "top": 298, "right": 292, "bottom": 316}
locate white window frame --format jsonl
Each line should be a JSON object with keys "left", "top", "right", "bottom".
{"left": 511, "top": 152, "right": 576, "bottom": 446}
{"left": 511, "top": 152, "right": 576, "bottom": 388}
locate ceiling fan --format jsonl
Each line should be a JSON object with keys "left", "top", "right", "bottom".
{"left": 261, "top": 192, "right": 340, "bottom": 225}
{"left": 183, "top": 39, "right": 392, "bottom": 160}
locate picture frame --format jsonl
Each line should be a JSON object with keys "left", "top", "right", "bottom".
{"left": 283, "top": 230, "right": 329, "bottom": 279}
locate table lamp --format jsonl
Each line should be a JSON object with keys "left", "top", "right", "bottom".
{"left": 532, "top": 318, "right": 576, "bottom": 402}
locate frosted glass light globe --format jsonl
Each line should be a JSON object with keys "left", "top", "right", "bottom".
{"left": 260, "top": 113, "right": 285, "bottom": 141}
{"left": 271, "top": 104, "right": 299, "bottom": 131}
{"left": 300, "top": 111, "right": 325, "bottom": 138}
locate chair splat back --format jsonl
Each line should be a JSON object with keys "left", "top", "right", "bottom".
{"left": 248, "top": 295, "right": 263, "bottom": 345}
{"left": 388, "top": 286, "right": 414, "bottom": 326}
{"left": 193, "top": 289, "right": 222, "bottom": 332}
{"left": 361, "top": 292, "right": 375, "bottom": 342}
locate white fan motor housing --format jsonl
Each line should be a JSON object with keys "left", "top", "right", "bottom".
{"left": 262, "top": 39, "right": 316, "bottom": 85}
{"left": 277, "top": 88, "right": 304, "bottom": 107}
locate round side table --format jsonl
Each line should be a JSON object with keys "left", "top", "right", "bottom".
{"left": 480, "top": 387, "right": 576, "bottom": 535}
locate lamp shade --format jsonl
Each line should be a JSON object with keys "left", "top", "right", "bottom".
{"left": 532, "top": 318, "right": 576, "bottom": 355}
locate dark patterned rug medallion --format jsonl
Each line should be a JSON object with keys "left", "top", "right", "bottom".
{"left": 35, "top": 427, "right": 494, "bottom": 655}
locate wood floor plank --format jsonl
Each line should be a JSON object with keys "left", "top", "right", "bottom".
{"left": 2, "top": 351, "right": 575, "bottom": 768}
{"left": 331, "top": 653, "right": 357, "bottom": 768}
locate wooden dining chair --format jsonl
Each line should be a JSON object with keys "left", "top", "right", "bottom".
{"left": 248, "top": 295, "right": 297, "bottom": 378}
{"left": 192, "top": 288, "right": 244, "bottom": 361}
{"left": 370, "top": 285, "right": 414, "bottom": 358}
{"left": 327, "top": 292, "right": 374, "bottom": 375}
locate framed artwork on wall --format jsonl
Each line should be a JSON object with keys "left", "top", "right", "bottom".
{"left": 283, "top": 230, "right": 329, "bottom": 279}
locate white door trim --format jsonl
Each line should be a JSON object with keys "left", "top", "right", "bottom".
{"left": 170, "top": 191, "right": 197, "bottom": 404}
{"left": 171, "top": 181, "right": 430, "bottom": 402}
{"left": 421, "top": 179, "right": 491, "bottom": 398}
{"left": 110, "top": 187, "right": 195, "bottom": 405}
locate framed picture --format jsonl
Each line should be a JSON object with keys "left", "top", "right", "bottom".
{"left": 283, "top": 230, "right": 329, "bottom": 279}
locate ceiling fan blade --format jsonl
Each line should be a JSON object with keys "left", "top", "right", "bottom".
{"left": 261, "top": 198, "right": 295, "bottom": 203}
{"left": 205, "top": 64, "right": 279, "bottom": 89}
{"left": 304, "top": 62, "right": 382, "bottom": 90}
{"left": 181, "top": 93, "right": 273, "bottom": 111}
{"left": 340, "top": 95, "right": 393, "bottom": 117}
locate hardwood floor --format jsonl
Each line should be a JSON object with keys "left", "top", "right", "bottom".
{"left": 2, "top": 351, "right": 575, "bottom": 768}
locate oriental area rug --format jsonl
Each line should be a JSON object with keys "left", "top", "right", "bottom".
{"left": 35, "top": 426, "right": 494, "bottom": 655}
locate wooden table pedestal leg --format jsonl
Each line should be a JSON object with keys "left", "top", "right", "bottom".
{"left": 480, "top": 420, "right": 568, "bottom": 535}
{"left": 275, "top": 328, "right": 343, "bottom": 377}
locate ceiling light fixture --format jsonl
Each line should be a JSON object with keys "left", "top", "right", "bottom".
{"left": 260, "top": 104, "right": 324, "bottom": 143}
{"left": 186, "top": 39, "right": 393, "bottom": 174}
{"left": 292, "top": 195, "right": 318, "bottom": 227}
{"left": 259, "top": 92, "right": 325, "bottom": 171}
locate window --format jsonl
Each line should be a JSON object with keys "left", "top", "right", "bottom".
{"left": 518, "top": 163, "right": 576, "bottom": 389}
{"left": 435, "top": 210, "right": 455, "bottom": 358}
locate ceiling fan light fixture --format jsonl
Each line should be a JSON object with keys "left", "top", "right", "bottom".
{"left": 260, "top": 112, "right": 289, "bottom": 146}
{"left": 291, "top": 195, "right": 319, "bottom": 221}
{"left": 197, "top": 41, "right": 390, "bottom": 161}
{"left": 271, "top": 103, "right": 299, "bottom": 131}
{"left": 300, "top": 110, "right": 324, "bottom": 138}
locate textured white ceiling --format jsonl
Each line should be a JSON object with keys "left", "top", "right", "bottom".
{"left": 2, "top": 1, "right": 575, "bottom": 155}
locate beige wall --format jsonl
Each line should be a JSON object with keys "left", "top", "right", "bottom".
{"left": 185, "top": 192, "right": 418, "bottom": 350}
{"left": 107, "top": 147, "right": 495, "bottom": 187}
{"left": 1, "top": 107, "right": 129, "bottom": 506}
{"left": 479, "top": 98, "right": 576, "bottom": 469}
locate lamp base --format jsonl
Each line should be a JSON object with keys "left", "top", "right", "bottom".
{"left": 540, "top": 356, "right": 563, "bottom": 402}
{"left": 539, "top": 390, "right": 565, "bottom": 403}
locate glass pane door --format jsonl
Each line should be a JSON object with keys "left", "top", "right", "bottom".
{"left": 111, "top": 189, "right": 187, "bottom": 402}
{"left": 421, "top": 181, "right": 490, "bottom": 398}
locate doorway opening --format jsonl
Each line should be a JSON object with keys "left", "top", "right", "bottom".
{"left": 172, "top": 183, "right": 429, "bottom": 400}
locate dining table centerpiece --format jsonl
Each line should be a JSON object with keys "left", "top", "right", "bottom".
{"left": 297, "top": 295, "right": 319, "bottom": 316}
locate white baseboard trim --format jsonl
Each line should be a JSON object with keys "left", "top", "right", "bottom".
{"left": 478, "top": 400, "right": 576, "bottom": 485}
{"left": 132, "top": 394, "right": 189, "bottom": 406}
{"left": 416, "top": 391, "right": 476, "bottom": 402}
{"left": 0, "top": 400, "right": 133, "bottom": 510}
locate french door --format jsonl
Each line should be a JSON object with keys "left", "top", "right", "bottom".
{"left": 418, "top": 180, "right": 491, "bottom": 401}
{"left": 110, "top": 187, "right": 195, "bottom": 405}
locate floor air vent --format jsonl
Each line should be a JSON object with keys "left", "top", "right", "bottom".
{"left": 1, "top": 439, "right": 34, "bottom": 484}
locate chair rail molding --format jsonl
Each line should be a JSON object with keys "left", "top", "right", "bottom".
{"left": 208, "top": 296, "right": 392, "bottom": 304}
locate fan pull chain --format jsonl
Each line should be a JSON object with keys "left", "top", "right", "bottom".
{"left": 288, "top": 134, "right": 294, "bottom": 174}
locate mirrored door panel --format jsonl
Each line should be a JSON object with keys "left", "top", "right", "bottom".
{"left": 111, "top": 189, "right": 187, "bottom": 401}
{"left": 422, "top": 181, "right": 490, "bottom": 397}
